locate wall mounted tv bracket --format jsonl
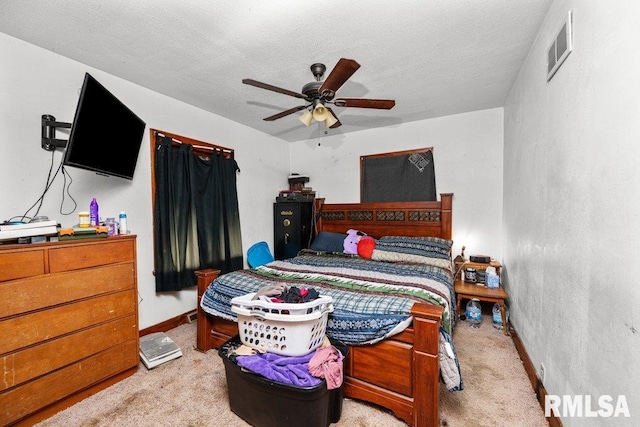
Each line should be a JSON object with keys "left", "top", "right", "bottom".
{"left": 41, "top": 114, "right": 71, "bottom": 151}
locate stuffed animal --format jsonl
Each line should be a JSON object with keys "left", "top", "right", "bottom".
{"left": 357, "top": 236, "right": 376, "bottom": 259}
{"left": 343, "top": 229, "right": 366, "bottom": 255}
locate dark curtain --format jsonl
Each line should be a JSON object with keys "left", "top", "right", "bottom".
{"left": 154, "top": 137, "right": 242, "bottom": 292}
{"left": 191, "top": 149, "right": 243, "bottom": 274}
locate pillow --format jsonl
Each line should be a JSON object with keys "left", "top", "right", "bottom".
{"left": 343, "top": 229, "right": 367, "bottom": 255}
{"left": 309, "top": 231, "right": 347, "bottom": 253}
{"left": 357, "top": 236, "right": 376, "bottom": 259}
{"left": 375, "top": 235, "right": 453, "bottom": 259}
{"left": 371, "top": 249, "right": 453, "bottom": 270}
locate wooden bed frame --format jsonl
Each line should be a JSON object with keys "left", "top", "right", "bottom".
{"left": 195, "top": 193, "right": 453, "bottom": 427}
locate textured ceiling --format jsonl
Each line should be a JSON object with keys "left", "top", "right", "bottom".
{"left": 0, "top": 0, "right": 552, "bottom": 143}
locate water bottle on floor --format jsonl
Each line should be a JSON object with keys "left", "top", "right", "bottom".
{"left": 466, "top": 299, "right": 482, "bottom": 328}
{"left": 492, "top": 303, "right": 509, "bottom": 330}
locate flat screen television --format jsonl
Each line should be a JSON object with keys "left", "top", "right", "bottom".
{"left": 63, "top": 73, "right": 146, "bottom": 180}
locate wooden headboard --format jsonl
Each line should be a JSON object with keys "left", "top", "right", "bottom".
{"left": 315, "top": 193, "right": 452, "bottom": 240}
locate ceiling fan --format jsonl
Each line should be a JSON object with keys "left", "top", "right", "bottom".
{"left": 242, "top": 58, "right": 395, "bottom": 129}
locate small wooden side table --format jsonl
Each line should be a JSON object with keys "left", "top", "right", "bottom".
{"left": 455, "top": 279, "right": 510, "bottom": 336}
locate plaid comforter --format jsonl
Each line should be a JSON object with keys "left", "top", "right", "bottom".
{"left": 201, "top": 251, "right": 456, "bottom": 342}
{"left": 200, "top": 251, "right": 463, "bottom": 391}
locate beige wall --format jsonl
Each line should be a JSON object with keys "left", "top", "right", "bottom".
{"left": 504, "top": 1, "right": 640, "bottom": 424}
{"left": 289, "top": 108, "right": 505, "bottom": 261}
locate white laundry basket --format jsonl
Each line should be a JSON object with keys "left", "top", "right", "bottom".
{"left": 231, "top": 293, "right": 334, "bottom": 356}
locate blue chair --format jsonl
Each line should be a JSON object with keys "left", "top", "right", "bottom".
{"left": 247, "top": 241, "right": 274, "bottom": 268}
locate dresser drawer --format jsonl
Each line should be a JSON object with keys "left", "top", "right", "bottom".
{"left": 0, "top": 340, "right": 139, "bottom": 426}
{"left": 48, "top": 239, "right": 135, "bottom": 273}
{"left": 0, "top": 250, "right": 45, "bottom": 282}
{"left": 0, "top": 315, "right": 137, "bottom": 392}
{"left": 0, "top": 263, "right": 135, "bottom": 319}
{"left": 0, "top": 290, "right": 136, "bottom": 355}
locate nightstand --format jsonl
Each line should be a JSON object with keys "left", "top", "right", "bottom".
{"left": 455, "top": 279, "right": 510, "bottom": 336}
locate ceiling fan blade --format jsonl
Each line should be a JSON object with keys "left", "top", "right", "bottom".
{"left": 263, "top": 105, "right": 308, "bottom": 121}
{"left": 242, "top": 79, "right": 307, "bottom": 99}
{"left": 334, "top": 98, "right": 396, "bottom": 109}
{"left": 326, "top": 108, "right": 342, "bottom": 128}
{"left": 318, "top": 58, "right": 360, "bottom": 96}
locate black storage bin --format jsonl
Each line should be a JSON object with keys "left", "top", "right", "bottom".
{"left": 218, "top": 336, "right": 347, "bottom": 427}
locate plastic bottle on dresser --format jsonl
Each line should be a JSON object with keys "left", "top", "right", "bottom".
{"left": 119, "top": 211, "right": 128, "bottom": 235}
{"left": 89, "top": 198, "right": 99, "bottom": 226}
{"left": 106, "top": 218, "right": 117, "bottom": 236}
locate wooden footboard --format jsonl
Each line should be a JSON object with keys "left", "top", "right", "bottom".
{"left": 196, "top": 269, "right": 442, "bottom": 427}
{"left": 342, "top": 302, "right": 442, "bottom": 427}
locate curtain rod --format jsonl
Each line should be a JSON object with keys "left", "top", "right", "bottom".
{"left": 155, "top": 131, "right": 234, "bottom": 155}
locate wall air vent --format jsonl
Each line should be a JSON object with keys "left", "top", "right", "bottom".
{"left": 547, "top": 11, "right": 573, "bottom": 81}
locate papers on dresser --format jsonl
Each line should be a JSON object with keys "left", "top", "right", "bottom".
{"left": 0, "top": 220, "right": 59, "bottom": 241}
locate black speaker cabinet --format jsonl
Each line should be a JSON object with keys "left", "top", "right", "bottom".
{"left": 273, "top": 201, "right": 313, "bottom": 260}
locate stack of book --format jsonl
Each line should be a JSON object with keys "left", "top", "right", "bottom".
{"left": 58, "top": 225, "right": 108, "bottom": 240}
{"left": 0, "top": 220, "right": 58, "bottom": 242}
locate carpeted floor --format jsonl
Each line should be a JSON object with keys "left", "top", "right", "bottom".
{"left": 36, "top": 314, "right": 548, "bottom": 426}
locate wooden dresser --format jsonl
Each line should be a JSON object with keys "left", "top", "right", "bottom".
{"left": 0, "top": 236, "right": 139, "bottom": 426}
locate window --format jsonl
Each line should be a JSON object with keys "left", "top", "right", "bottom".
{"left": 360, "top": 147, "right": 436, "bottom": 202}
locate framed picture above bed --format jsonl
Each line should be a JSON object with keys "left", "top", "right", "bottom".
{"left": 360, "top": 147, "right": 436, "bottom": 202}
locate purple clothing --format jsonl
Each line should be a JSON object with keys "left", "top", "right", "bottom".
{"left": 236, "top": 351, "right": 322, "bottom": 387}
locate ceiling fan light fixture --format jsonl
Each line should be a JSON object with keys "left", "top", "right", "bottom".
{"left": 243, "top": 58, "right": 395, "bottom": 129}
{"left": 324, "top": 111, "right": 338, "bottom": 128}
{"left": 312, "top": 103, "right": 329, "bottom": 122}
{"left": 299, "top": 109, "right": 313, "bottom": 126}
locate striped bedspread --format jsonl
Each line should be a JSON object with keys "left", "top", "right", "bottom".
{"left": 200, "top": 251, "right": 456, "bottom": 343}
{"left": 200, "top": 251, "right": 463, "bottom": 391}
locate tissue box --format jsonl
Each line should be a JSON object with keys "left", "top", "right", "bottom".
{"left": 486, "top": 272, "right": 500, "bottom": 288}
